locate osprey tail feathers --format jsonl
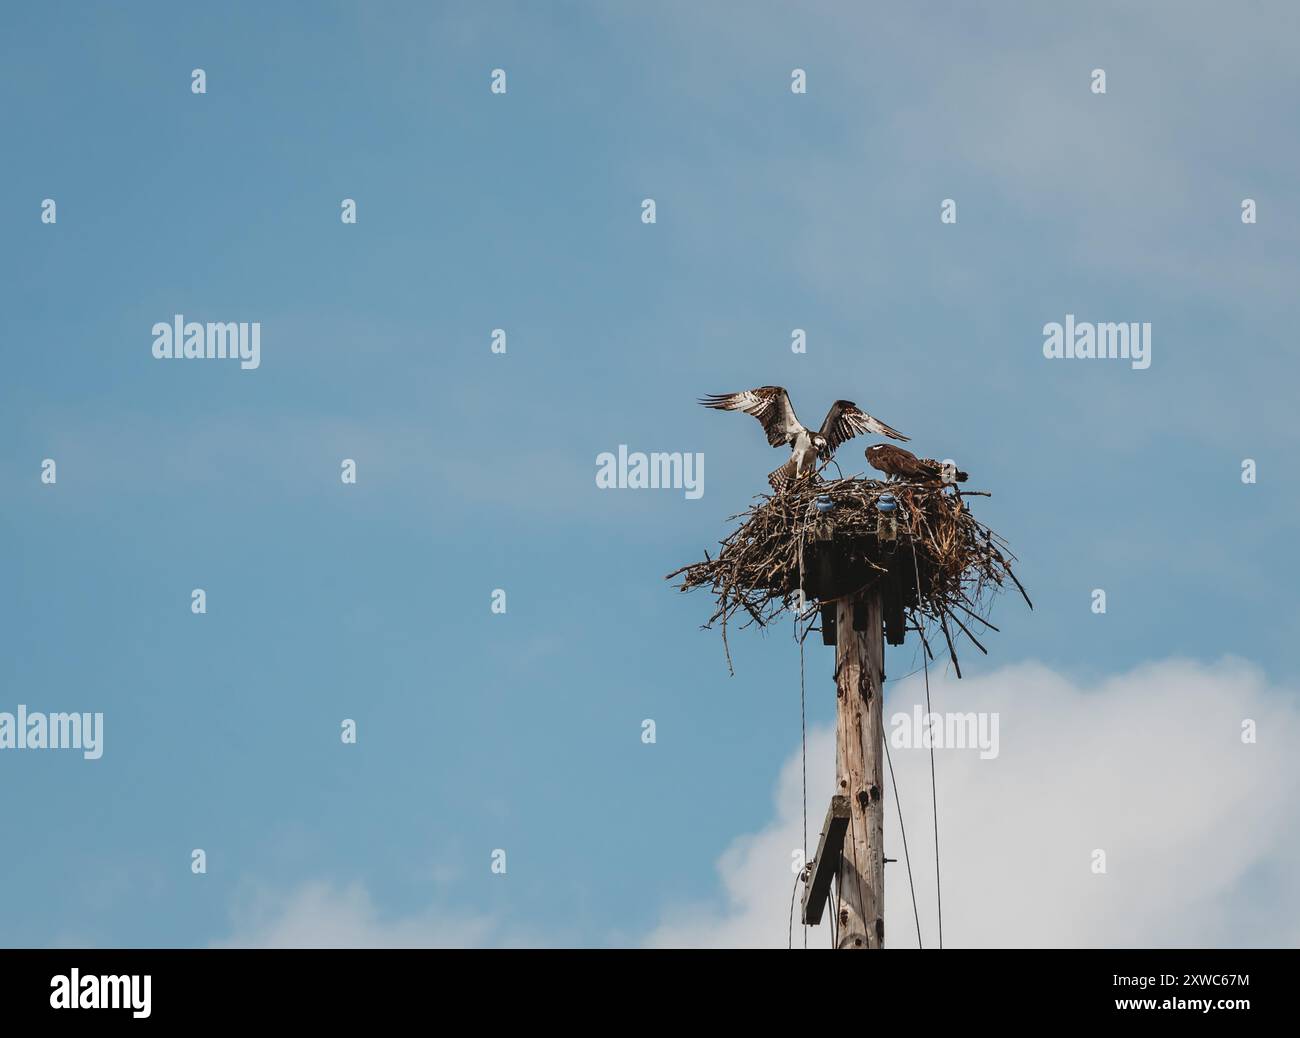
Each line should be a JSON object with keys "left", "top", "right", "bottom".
{"left": 767, "top": 458, "right": 799, "bottom": 493}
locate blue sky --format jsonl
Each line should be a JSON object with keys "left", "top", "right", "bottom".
{"left": 2, "top": 1, "right": 1298, "bottom": 947}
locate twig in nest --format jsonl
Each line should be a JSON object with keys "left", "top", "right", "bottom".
{"left": 944, "top": 607, "right": 989, "bottom": 656}
{"left": 938, "top": 610, "right": 963, "bottom": 679}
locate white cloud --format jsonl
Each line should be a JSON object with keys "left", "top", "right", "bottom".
{"left": 646, "top": 657, "right": 1300, "bottom": 948}
{"left": 214, "top": 880, "right": 502, "bottom": 949}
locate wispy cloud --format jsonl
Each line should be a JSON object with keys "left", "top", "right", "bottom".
{"left": 214, "top": 880, "right": 505, "bottom": 949}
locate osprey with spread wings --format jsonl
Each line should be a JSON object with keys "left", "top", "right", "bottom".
{"left": 700, "top": 386, "right": 908, "bottom": 491}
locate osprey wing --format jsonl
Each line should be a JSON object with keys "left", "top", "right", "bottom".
{"left": 699, "top": 386, "right": 802, "bottom": 448}
{"left": 818, "top": 400, "right": 909, "bottom": 457}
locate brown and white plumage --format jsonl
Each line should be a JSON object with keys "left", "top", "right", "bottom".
{"left": 700, "top": 387, "right": 908, "bottom": 491}
{"left": 765, "top": 456, "right": 803, "bottom": 494}
{"left": 865, "top": 443, "right": 968, "bottom": 484}
{"left": 817, "top": 400, "right": 909, "bottom": 458}
{"left": 697, "top": 387, "right": 803, "bottom": 448}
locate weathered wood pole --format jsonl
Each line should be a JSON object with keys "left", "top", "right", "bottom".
{"left": 834, "top": 590, "right": 885, "bottom": 949}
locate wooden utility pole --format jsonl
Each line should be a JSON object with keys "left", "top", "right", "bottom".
{"left": 833, "top": 590, "right": 885, "bottom": 949}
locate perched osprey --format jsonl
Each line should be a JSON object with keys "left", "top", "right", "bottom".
{"left": 865, "top": 443, "right": 968, "bottom": 484}
{"left": 700, "top": 386, "right": 908, "bottom": 491}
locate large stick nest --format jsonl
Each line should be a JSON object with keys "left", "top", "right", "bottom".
{"left": 666, "top": 476, "right": 1030, "bottom": 674}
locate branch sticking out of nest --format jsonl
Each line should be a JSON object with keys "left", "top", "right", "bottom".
{"left": 665, "top": 475, "right": 1030, "bottom": 674}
